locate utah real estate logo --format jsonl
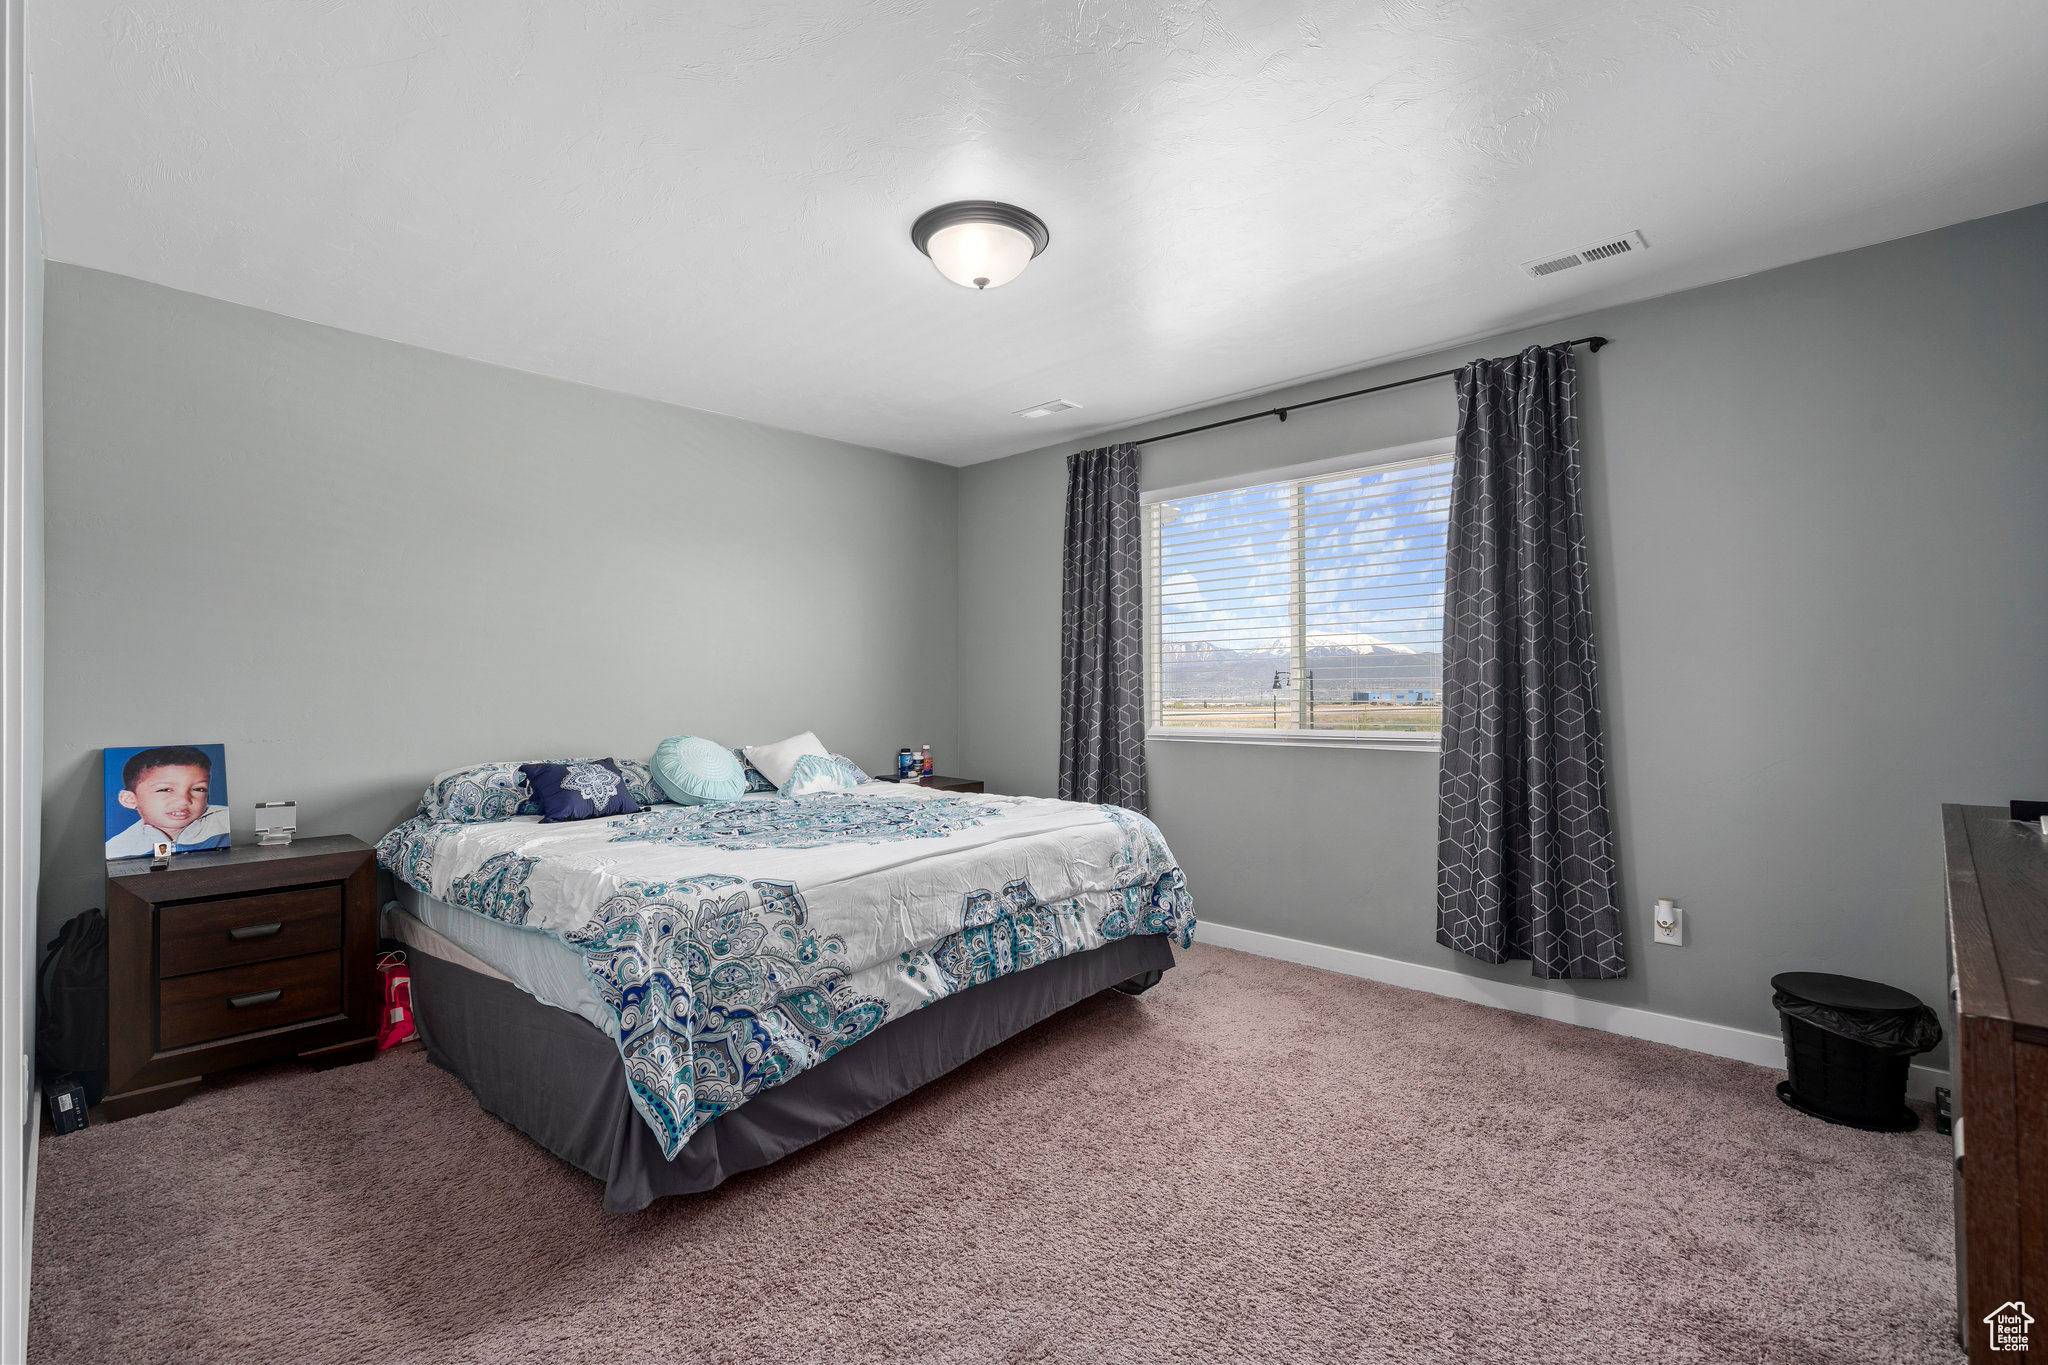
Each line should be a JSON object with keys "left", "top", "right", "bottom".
{"left": 1984, "top": 1300, "right": 2033, "bottom": 1352}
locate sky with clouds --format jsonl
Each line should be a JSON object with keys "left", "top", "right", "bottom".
{"left": 1155, "top": 458, "right": 1452, "bottom": 669}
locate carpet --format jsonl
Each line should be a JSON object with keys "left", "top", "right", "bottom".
{"left": 28, "top": 944, "right": 1958, "bottom": 1364}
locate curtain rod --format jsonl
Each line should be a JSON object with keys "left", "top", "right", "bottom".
{"left": 1129, "top": 336, "right": 1610, "bottom": 448}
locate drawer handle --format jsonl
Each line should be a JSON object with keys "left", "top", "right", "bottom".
{"left": 228, "top": 989, "right": 283, "bottom": 1009}
{"left": 228, "top": 922, "right": 285, "bottom": 941}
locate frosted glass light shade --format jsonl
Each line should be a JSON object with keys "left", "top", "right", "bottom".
{"left": 909, "top": 202, "right": 1051, "bottom": 291}
{"left": 925, "top": 221, "right": 1035, "bottom": 290}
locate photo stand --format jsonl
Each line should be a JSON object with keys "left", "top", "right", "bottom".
{"left": 254, "top": 800, "right": 297, "bottom": 848}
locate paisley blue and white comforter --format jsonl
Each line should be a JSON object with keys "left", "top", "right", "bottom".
{"left": 377, "top": 784, "right": 1194, "bottom": 1159}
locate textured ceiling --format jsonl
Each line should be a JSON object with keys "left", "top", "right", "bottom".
{"left": 29, "top": 1, "right": 2048, "bottom": 464}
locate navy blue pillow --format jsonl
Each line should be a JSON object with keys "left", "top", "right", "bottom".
{"left": 519, "top": 759, "right": 640, "bottom": 823}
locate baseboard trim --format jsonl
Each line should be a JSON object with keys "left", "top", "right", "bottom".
{"left": 1191, "top": 920, "right": 1951, "bottom": 1103}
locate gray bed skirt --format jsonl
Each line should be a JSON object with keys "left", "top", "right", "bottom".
{"left": 409, "top": 933, "right": 1177, "bottom": 1213}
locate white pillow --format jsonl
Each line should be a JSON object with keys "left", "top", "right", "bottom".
{"left": 742, "top": 732, "right": 833, "bottom": 791}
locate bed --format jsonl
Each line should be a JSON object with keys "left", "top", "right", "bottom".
{"left": 375, "top": 762, "right": 1195, "bottom": 1212}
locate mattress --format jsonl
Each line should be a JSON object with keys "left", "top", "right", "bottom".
{"left": 385, "top": 882, "right": 610, "bottom": 1032}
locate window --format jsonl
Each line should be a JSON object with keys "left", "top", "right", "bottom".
{"left": 1143, "top": 439, "right": 1453, "bottom": 747}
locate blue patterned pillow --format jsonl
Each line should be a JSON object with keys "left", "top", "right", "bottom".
{"left": 615, "top": 759, "right": 665, "bottom": 809}
{"left": 831, "top": 753, "right": 870, "bottom": 784}
{"left": 782, "top": 752, "right": 862, "bottom": 798}
{"left": 422, "top": 757, "right": 667, "bottom": 823}
{"left": 519, "top": 759, "right": 639, "bottom": 823}
{"left": 733, "top": 749, "right": 777, "bottom": 793}
{"left": 420, "top": 763, "right": 531, "bottom": 822}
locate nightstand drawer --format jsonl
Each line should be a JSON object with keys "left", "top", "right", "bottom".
{"left": 159, "top": 952, "right": 343, "bottom": 1049}
{"left": 159, "top": 886, "right": 343, "bottom": 978}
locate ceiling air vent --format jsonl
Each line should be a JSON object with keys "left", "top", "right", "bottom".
{"left": 1014, "top": 398, "right": 1082, "bottom": 419}
{"left": 1520, "top": 230, "right": 1648, "bottom": 280}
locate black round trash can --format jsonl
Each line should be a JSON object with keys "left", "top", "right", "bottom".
{"left": 1770, "top": 972, "right": 1942, "bottom": 1133}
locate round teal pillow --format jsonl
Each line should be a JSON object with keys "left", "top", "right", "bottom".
{"left": 651, "top": 735, "right": 747, "bottom": 806}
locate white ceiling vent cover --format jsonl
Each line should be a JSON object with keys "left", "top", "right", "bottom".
{"left": 1014, "top": 398, "right": 1083, "bottom": 419}
{"left": 1521, "top": 230, "right": 1648, "bottom": 280}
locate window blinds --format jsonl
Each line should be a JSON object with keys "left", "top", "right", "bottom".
{"left": 1145, "top": 451, "right": 1453, "bottom": 738}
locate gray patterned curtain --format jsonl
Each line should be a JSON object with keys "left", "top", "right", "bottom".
{"left": 1435, "top": 344, "right": 1624, "bottom": 979}
{"left": 1059, "top": 443, "right": 1148, "bottom": 813}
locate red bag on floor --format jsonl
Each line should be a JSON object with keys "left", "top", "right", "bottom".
{"left": 377, "top": 950, "right": 415, "bottom": 1049}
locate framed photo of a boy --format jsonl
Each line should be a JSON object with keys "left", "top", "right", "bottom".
{"left": 103, "top": 743, "right": 231, "bottom": 859}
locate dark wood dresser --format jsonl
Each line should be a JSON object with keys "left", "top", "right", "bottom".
{"left": 1945, "top": 803, "right": 2048, "bottom": 1360}
{"left": 103, "top": 834, "right": 379, "bottom": 1119}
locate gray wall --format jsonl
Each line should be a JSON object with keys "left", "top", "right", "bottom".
{"left": 38, "top": 264, "right": 960, "bottom": 939}
{"left": 960, "top": 200, "right": 2048, "bottom": 1055}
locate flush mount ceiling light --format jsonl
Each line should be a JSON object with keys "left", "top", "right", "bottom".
{"left": 910, "top": 201, "right": 1050, "bottom": 290}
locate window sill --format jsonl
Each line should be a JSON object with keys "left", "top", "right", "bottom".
{"left": 1146, "top": 727, "right": 1441, "bottom": 753}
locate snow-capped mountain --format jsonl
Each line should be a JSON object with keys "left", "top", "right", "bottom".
{"left": 1158, "top": 634, "right": 1441, "bottom": 701}
{"left": 1304, "top": 631, "right": 1417, "bottom": 655}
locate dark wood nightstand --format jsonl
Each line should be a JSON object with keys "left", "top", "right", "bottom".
{"left": 103, "top": 834, "right": 379, "bottom": 1120}
{"left": 874, "top": 774, "right": 985, "bottom": 794}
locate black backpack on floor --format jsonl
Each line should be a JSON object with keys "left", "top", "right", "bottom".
{"left": 37, "top": 909, "right": 108, "bottom": 1106}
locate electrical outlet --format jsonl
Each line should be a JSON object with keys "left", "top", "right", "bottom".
{"left": 1652, "top": 898, "right": 1684, "bottom": 946}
